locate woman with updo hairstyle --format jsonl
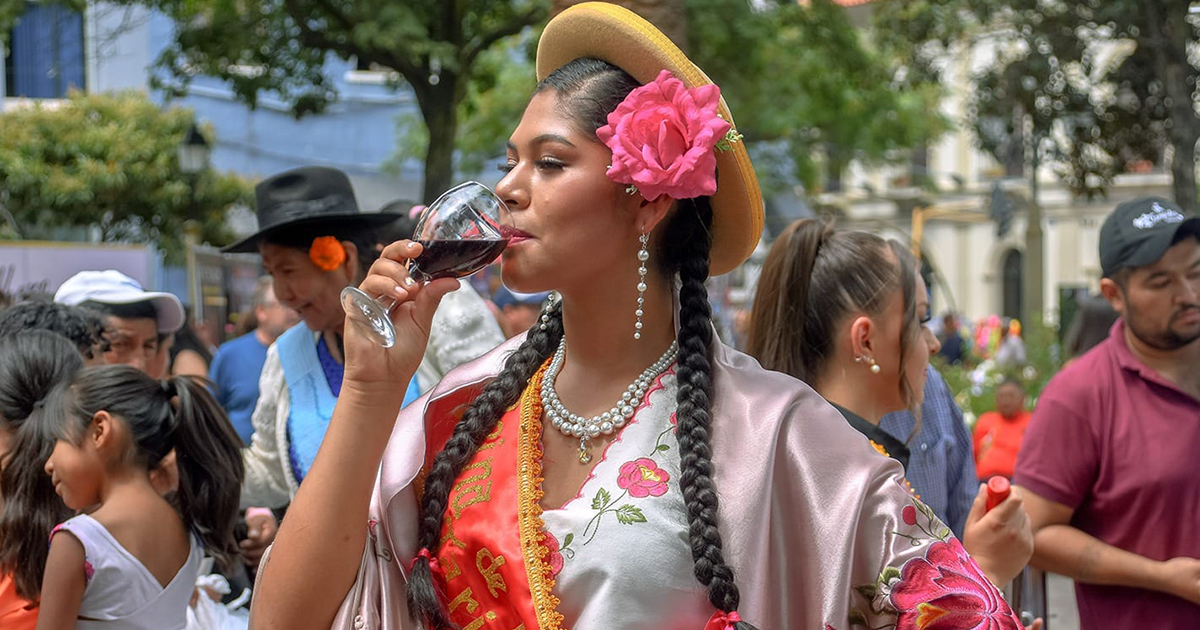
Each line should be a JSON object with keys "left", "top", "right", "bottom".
{"left": 253, "top": 5, "right": 1028, "bottom": 630}
{"left": 747, "top": 218, "right": 1035, "bottom": 591}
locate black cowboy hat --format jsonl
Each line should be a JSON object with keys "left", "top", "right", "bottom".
{"left": 223, "top": 166, "right": 404, "bottom": 253}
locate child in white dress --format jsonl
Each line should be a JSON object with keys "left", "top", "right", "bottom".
{"left": 34, "top": 366, "right": 243, "bottom": 630}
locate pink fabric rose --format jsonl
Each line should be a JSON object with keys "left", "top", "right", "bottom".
{"left": 902, "top": 505, "right": 918, "bottom": 526}
{"left": 543, "top": 531, "right": 564, "bottom": 577}
{"left": 889, "top": 537, "right": 1022, "bottom": 630}
{"left": 596, "top": 69, "right": 731, "bottom": 201}
{"left": 617, "top": 457, "right": 671, "bottom": 498}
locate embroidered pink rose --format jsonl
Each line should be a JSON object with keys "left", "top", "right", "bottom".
{"left": 902, "top": 505, "right": 918, "bottom": 526}
{"left": 889, "top": 537, "right": 1022, "bottom": 630}
{"left": 83, "top": 560, "right": 95, "bottom": 582}
{"left": 617, "top": 457, "right": 671, "bottom": 498}
{"left": 596, "top": 69, "right": 731, "bottom": 202}
{"left": 543, "top": 532, "right": 564, "bottom": 577}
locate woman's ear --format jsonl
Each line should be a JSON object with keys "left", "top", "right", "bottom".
{"left": 849, "top": 315, "right": 874, "bottom": 360}
{"left": 635, "top": 194, "right": 675, "bottom": 235}
{"left": 341, "top": 240, "right": 361, "bottom": 283}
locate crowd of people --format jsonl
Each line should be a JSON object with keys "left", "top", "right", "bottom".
{"left": 0, "top": 4, "right": 1197, "bottom": 630}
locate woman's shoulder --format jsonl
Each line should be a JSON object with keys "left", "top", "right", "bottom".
{"left": 711, "top": 341, "right": 905, "bottom": 493}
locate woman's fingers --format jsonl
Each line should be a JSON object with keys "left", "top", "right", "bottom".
{"left": 380, "top": 239, "right": 422, "bottom": 263}
{"left": 360, "top": 245, "right": 422, "bottom": 302}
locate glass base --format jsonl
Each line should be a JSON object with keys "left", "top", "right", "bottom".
{"left": 340, "top": 286, "right": 396, "bottom": 348}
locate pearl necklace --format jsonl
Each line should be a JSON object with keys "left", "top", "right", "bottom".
{"left": 543, "top": 337, "right": 678, "bottom": 464}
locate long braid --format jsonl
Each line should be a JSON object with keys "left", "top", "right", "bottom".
{"left": 406, "top": 300, "right": 564, "bottom": 629}
{"left": 664, "top": 198, "right": 757, "bottom": 628}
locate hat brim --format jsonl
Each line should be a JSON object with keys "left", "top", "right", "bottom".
{"left": 536, "top": 2, "right": 763, "bottom": 276}
{"left": 222, "top": 212, "right": 405, "bottom": 253}
{"left": 94, "top": 291, "right": 186, "bottom": 334}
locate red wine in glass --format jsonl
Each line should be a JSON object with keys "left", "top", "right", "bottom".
{"left": 409, "top": 238, "right": 510, "bottom": 282}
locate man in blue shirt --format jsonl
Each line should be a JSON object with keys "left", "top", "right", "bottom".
{"left": 880, "top": 365, "right": 977, "bottom": 537}
{"left": 210, "top": 277, "right": 298, "bottom": 444}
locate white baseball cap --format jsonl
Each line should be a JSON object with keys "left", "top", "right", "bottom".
{"left": 54, "top": 270, "right": 185, "bottom": 333}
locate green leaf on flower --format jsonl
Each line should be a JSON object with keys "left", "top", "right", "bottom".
{"left": 853, "top": 583, "right": 877, "bottom": 601}
{"left": 935, "top": 527, "right": 950, "bottom": 540}
{"left": 656, "top": 444, "right": 670, "bottom": 452}
{"left": 592, "top": 488, "right": 611, "bottom": 510}
{"left": 615, "top": 504, "right": 647, "bottom": 525}
{"left": 879, "top": 566, "right": 901, "bottom": 585}
{"left": 563, "top": 533, "right": 574, "bottom": 548}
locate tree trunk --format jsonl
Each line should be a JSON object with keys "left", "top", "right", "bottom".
{"left": 416, "top": 77, "right": 460, "bottom": 204}
{"left": 550, "top": 0, "right": 688, "bottom": 51}
{"left": 1145, "top": 1, "right": 1200, "bottom": 213}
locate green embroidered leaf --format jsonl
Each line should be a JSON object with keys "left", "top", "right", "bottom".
{"left": 615, "top": 504, "right": 647, "bottom": 525}
{"left": 592, "top": 488, "right": 610, "bottom": 510}
{"left": 936, "top": 527, "right": 950, "bottom": 540}
{"left": 848, "top": 608, "right": 868, "bottom": 626}
{"left": 656, "top": 444, "right": 670, "bottom": 452}
{"left": 879, "top": 566, "right": 901, "bottom": 585}
{"left": 853, "top": 583, "right": 877, "bottom": 601}
{"left": 563, "top": 533, "right": 574, "bottom": 548}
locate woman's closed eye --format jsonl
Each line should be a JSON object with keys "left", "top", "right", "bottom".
{"left": 496, "top": 157, "right": 566, "bottom": 174}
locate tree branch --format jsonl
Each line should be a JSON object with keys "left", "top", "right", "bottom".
{"left": 462, "top": 5, "right": 546, "bottom": 67}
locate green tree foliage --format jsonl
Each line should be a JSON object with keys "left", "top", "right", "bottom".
{"left": 688, "top": 0, "right": 948, "bottom": 194}
{"left": 876, "top": 0, "right": 1199, "bottom": 210}
{"left": 100, "top": 0, "right": 548, "bottom": 203}
{"left": 0, "top": 91, "right": 252, "bottom": 263}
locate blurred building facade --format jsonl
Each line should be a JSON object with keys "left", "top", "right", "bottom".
{"left": 820, "top": 0, "right": 1172, "bottom": 326}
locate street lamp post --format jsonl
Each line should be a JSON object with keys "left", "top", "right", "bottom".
{"left": 178, "top": 123, "right": 211, "bottom": 316}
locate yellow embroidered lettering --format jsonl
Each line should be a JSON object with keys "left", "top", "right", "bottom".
{"left": 478, "top": 420, "right": 505, "bottom": 451}
{"left": 448, "top": 587, "right": 480, "bottom": 615}
{"left": 452, "top": 459, "right": 494, "bottom": 518}
{"left": 475, "top": 548, "right": 508, "bottom": 597}
{"left": 442, "top": 553, "right": 463, "bottom": 582}
{"left": 462, "top": 611, "right": 498, "bottom": 630}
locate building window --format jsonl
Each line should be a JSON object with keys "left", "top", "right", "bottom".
{"left": 5, "top": 2, "right": 85, "bottom": 99}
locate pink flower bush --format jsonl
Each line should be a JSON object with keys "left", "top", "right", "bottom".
{"left": 542, "top": 532, "right": 564, "bottom": 577}
{"left": 617, "top": 457, "right": 671, "bottom": 498}
{"left": 596, "top": 70, "right": 731, "bottom": 202}
{"left": 889, "top": 537, "right": 1022, "bottom": 630}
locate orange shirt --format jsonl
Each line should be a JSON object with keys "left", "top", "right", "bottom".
{"left": 0, "top": 573, "right": 37, "bottom": 630}
{"left": 972, "top": 409, "right": 1032, "bottom": 480}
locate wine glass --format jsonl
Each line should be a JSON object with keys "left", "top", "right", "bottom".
{"left": 341, "top": 181, "right": 510, "bottom": 347}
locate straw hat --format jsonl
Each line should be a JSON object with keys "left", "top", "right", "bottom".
{"left": 536, "top": 2, "right": 764, "bottom": 276}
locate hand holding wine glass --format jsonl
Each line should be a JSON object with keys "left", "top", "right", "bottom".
{"left": 341, "top": 181, "right": 510, "bottom": 347}
{"left": 341, "top": 240, "right": 461, "bottom": 389}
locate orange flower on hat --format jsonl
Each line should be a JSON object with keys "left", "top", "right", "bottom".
{"left": 310, "top": 236, "right": 346, "bottom": 272}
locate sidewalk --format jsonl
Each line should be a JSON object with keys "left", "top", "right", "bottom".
{"left": 1045, "top": 573, "right": 1080, "bottom": 630}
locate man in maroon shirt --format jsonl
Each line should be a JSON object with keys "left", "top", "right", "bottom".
{"left": 1015, "top": 196, "right": 1200, "bottom": 629}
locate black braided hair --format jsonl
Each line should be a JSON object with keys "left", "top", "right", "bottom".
{"left": 406, "top": 300, "right": 564, "bottom": 628}
{"left": 661, "top": 198, "right": 758, "bottom": 630}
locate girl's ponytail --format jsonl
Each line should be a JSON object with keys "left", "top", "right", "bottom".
{"left": 39, "top": 366, "right": 244, "bottom": 573}
{"left": 164, "top": 375, "right": 245, "bottom": 570}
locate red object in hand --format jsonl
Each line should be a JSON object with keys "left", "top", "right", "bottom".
{"left": 986, "top": 476, "right": 1011, "bottom": 511}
